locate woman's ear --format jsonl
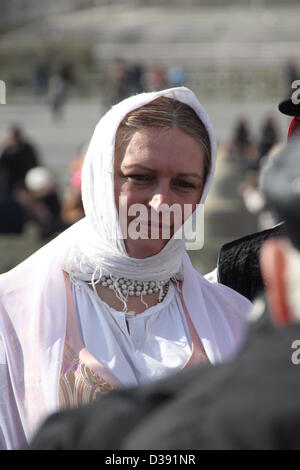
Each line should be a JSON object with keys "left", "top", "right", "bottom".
{"left": 260, "top": 238, "right": 291, "bottom": 326}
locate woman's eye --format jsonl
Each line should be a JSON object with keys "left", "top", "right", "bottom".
{"left": 128, "top": 174, "right": 154, "bottom": 183}
{"left": 173, "top": 179, "right": 196, "bottom": 189}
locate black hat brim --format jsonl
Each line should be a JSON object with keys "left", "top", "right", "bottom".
{"left": 278, "top": 98, "right": 300, "bottom": 117}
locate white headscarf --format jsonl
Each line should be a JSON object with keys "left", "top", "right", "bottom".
{"left": 63, "top": 87, "right": 217, "bottom": 282}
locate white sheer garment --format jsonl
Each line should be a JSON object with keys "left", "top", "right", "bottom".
{"left": 0, "top": 245, "right": 252, "bottom": 450}
{"left": 70, "top": 277, "right": 193, "bottom": 387}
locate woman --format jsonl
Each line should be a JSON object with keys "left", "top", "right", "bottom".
{"left": 0, "top": 87, "right": 252, "bottom": 449}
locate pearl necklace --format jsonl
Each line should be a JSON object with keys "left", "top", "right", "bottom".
{"left": 99, "top": 275, "right": 170, "bottom": 303}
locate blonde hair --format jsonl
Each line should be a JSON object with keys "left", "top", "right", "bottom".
{"left": 115, "top": 96, "right": 211, "bottom": 183}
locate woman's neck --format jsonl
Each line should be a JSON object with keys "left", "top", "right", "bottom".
{"left": 90, "top": 283, "right": 168, "bottom": 315}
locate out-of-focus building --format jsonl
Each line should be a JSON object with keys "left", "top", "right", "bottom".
{"left": 1, "top": 0, "right": 300, "bottom": 32}
{"left": 0, "top": 0, "right": 93, "bottom": 31}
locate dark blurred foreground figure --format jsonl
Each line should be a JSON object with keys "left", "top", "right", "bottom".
{"left": 29, "top": 137, "right": 300, "bottom": 450}
{"left": 0, "top": 126, "right": 39, "bottom": 193}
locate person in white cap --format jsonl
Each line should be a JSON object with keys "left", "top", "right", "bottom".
{"left": 24, "top": 167, "right": 64, "bottom": 239}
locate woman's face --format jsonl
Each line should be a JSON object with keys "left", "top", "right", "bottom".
{"left": 114, "top": 126, "right": 205, "bottom": 259}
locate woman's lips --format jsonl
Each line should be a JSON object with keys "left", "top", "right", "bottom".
{"left": 145, "top": 222, "right": 174, "bottom": 238}
{"left": 126, "top": 217, "right": 177, "bottom": 239}
{"left": 126, "top": 220, "right": 174, "bottom": 238}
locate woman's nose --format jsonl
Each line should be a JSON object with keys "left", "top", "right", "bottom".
{"left": 149, "top": 185, "right": 172, "bottom": 212}
{"left": 149, "top": 193, "right": 164, "bottom": 212}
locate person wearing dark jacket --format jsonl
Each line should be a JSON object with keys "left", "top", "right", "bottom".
{"left": 29, "top": 136, "right": 300, "bottom": 450}
{"left": 0, "top": 126, "right": 39, "bottom": 193}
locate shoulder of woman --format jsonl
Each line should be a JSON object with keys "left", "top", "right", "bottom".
{"left": 0, "top": 232, "right": 68, "bottom": 297}
{"left": 193, "top": 267, "right": 253, "bottom": 316}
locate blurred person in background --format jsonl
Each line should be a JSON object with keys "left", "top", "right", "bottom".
{"left": 238, "top": 144, "right": 284, "bottom": 232}
{"left": 125, "top": 62, "right": 145, "bottom": 96}
{"left": 0, "top": 125, "right": 39, "bottom": 193}
{"left": 48, "top": 70, "right": 68, "bottom": 120}
{"left": 22, "top": 167, "right": 66, "bottom": 240}
{"left": 61, "top": 143, "right": 86, "bottom": 226}
{"left": 257, "top": 115, "right": 279, "bottom": 166}
{"left": 0, "top": 191, "right": 28, "bottom": 234}
{"left": 105, "top": 60, "right": 145, "bottom": 107}
{"left": 228, "top": 118, "right": 258, "bottom": 169}
{"left": 167, "top": 65, "right": 186, "bottom": 88}
{"left": 29, "top": 136, "right": 300, "bottom": 450}
{"left": 147, "top": 65, "right": 167, "bottom": 91}
{"left": 33, "top": 59, "right": 50, "bottom": 97}
{"left": 105, "top": 59, "right": 130, "bottom": 106}
{"left": 284, "top": 58, "right": 299, "bottom": 98}
{"left": 0, "top": 87, "right": 251, "bottom": 450}
{"left": 48, "top": 61, "right": 76, "bottom": 119}
{"left": 59, "top": 62, "right": 75, "bottom": 90}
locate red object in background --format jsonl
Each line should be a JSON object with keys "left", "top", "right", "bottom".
{"left": 287, "top": 117, "right": 300, "bottom": 142}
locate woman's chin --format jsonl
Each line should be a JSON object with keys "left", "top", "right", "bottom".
{"left": 125, "top": 238, "right": 169, "bottom": 259}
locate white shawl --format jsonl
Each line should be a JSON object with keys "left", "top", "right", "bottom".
{"left": 64, "top": 87, "right": 217, "bottom": 282}
{"left": 0, "top": 87, "right": 252, "bottom": 449}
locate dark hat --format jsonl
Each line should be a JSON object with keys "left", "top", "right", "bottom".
{"left": 278, "top": 98, "right": 300, "bottom": 117}
{"left": 261, "top": 136, "right": 300, "bottom": 251}
{"left": 278, "top": 98, "right": 300, "bottom": 141}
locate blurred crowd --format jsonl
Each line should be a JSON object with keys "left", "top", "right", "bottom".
{"left": 226, "top": 114, "right": 282, "bottom": 231}
{"left": 32, "top": 57, "right": 186, "bottom": 115}
{"left": 0, "top": 60, "right": 189, "bottom": 242}
{"left": 0, "top": 109, "right": 281, "bottom": 241}
{"left": 103, "top": 60, "right": 186, "bottom": 106}
{"left": 3, "top": 58, "right": 295, "bottom": 247}
{"left": 0, "top": 125, "right": 85, "bottom": 239}
{"left": 33, "top": 60, "right": 76, "bottom": 120}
